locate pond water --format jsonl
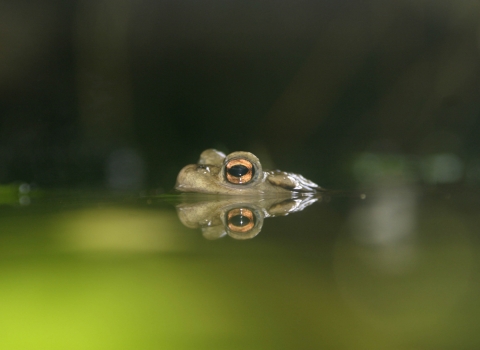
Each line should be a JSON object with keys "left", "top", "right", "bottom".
{"left": 0, "top": 186, "right": 479, "bottom": 349}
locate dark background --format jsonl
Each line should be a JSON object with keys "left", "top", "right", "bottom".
{"left": 1, "top": 0, "right": 479, "bottom": 191}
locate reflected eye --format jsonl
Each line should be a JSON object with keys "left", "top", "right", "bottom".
{"left": 225, "top": 159, "right": 254, "bottom": 184}
{"left": 227, "top": 208, "right": 255, "bottom": 233}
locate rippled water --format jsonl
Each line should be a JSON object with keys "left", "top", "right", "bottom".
{"left": 0, "top": 186, "right": 479, "bottom": 349}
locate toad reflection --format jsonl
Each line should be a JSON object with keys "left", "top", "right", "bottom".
{"left": 176, "top": 196, "right": 319, "bottom": 240}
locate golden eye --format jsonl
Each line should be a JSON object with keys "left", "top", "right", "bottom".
{"left": 227, "top": 208, "right": 255, "bottom": 233}
{"left": 225, "top": 158, "right": 254, "bottom": 184}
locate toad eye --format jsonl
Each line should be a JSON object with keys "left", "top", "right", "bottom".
{"left": 225, "top": 159, "right": 254, "bottom": 184}
{"left": 226, "top": 208, "right": 255, "bottom": 233}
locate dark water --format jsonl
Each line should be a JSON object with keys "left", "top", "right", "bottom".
{"left": 0, "top": 186, "right": 479, "bottom": 349}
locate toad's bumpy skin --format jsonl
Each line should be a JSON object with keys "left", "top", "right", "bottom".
{"left": 175, "top": 149, "right": 322, "bottom": 195}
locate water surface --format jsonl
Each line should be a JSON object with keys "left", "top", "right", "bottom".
{"left": 0, "top": 187, "right": 479, "bottom": 349}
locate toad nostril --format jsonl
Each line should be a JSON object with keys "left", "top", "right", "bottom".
{"left": 196, "top": 165, "right": 210, "bottom": 174}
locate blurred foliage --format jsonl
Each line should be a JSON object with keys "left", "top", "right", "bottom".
{"left": 0, "top": 0, "right": 479, "bottom": 190}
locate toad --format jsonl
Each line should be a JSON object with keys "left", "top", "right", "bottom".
{"left": 175, "top": 149, "right": 322, "bottom": 195}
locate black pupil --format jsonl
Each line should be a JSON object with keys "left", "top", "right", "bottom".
{"left": 230, "top": 215, "right": 251, "bottom": 227}
{"left": 228, "top": 164, "right": 249, "bottom": 177}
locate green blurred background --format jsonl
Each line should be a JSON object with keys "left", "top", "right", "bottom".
{"left": 2, "top": 0, "right": 479, "bottom": 190}
{"left": 1, "top": 2, "right": 480, "bottom": 349}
